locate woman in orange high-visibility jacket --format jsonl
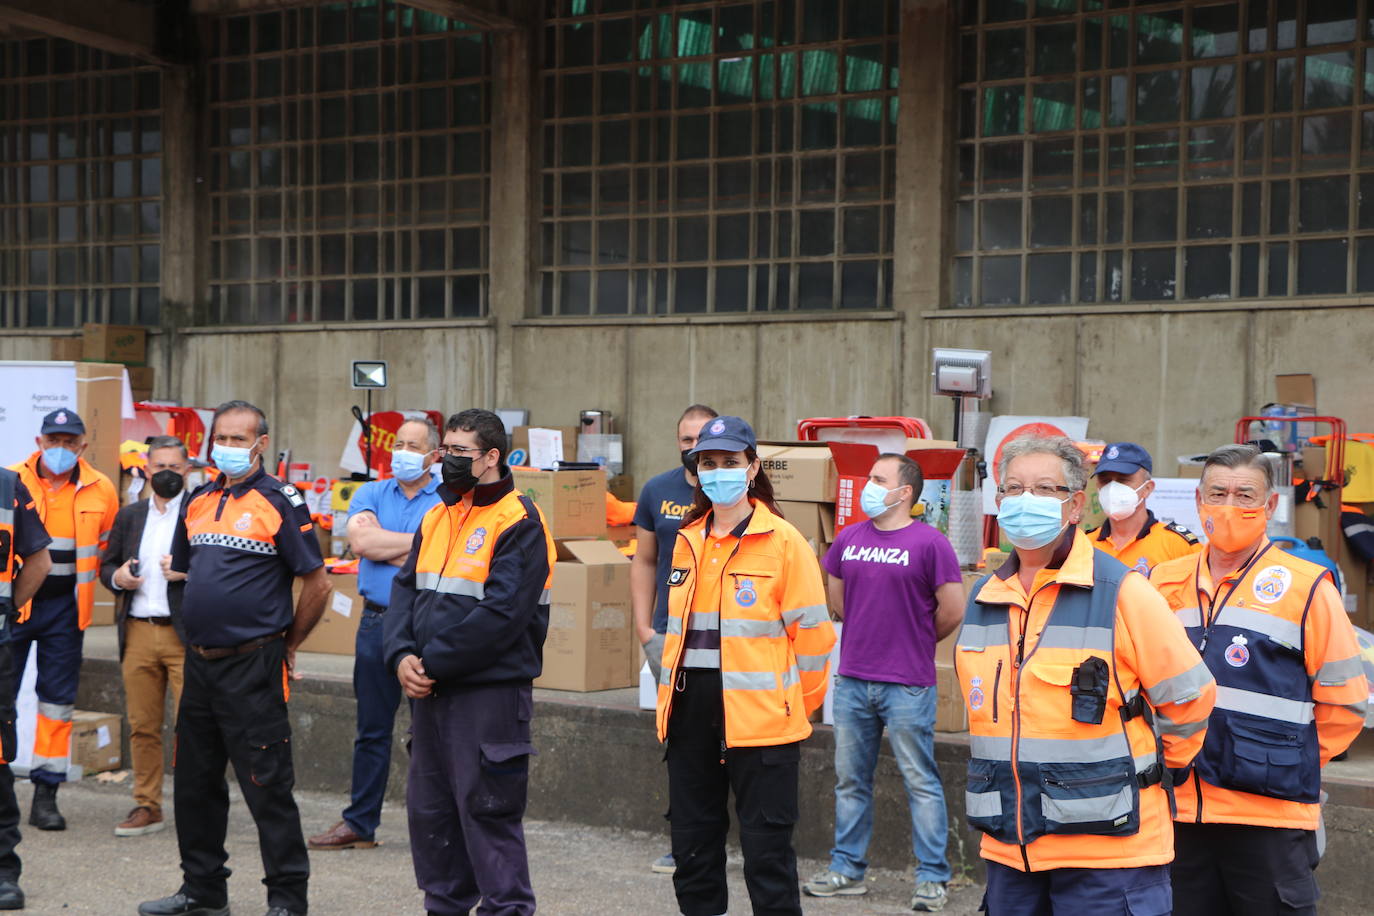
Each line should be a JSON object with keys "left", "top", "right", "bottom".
{"left": 655, "top": 416, "right": 835, "bottom": 916}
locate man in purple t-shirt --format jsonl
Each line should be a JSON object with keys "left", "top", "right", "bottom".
{"left": 803, "top": 454, "right": 964, "bottom": 912}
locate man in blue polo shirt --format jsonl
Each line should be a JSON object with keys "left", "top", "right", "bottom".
{"left": 309, "top": 416, "right": 441, "bottom": 852}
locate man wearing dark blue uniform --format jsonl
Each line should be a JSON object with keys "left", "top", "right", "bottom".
{"left": 138, "top": 401, "right": 330, "bottom": 916}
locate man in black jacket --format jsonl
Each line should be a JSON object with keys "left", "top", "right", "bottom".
{"left": 98, "top": 436, "right": 190, "bottom": 839}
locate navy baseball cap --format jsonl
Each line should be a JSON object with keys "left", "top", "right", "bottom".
{"left": 1094, "top": 442, "right": 1152, "bottom": 476}
{"left": 40, "top": 409, "right": 86, "bottom": 437}
{"left": 689, "top": 416, "right": 757, "bottom": 455}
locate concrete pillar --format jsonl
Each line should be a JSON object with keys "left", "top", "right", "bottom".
{"left": 487, "top": 6, "right": 538, "bottom": 407}
{"left": 894, "top": 0, "right": 955, "bottom": 426}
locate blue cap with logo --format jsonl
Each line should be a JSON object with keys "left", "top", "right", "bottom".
{"left": 1094, "top": 442, "right": 1152, "bottom": 477}
{"left": 689, "top": 415, "right": 757, "bottom": 455}
{"left": 40, "top": 409, "right": 86, "bottom": 437}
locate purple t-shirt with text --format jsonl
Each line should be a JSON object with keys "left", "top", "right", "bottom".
{"left": 823, "top": 519, "right": 962, "bottom": 686}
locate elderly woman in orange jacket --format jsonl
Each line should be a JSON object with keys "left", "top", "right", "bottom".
{"left": 654, "top": 415, "right": 835, "bottom": 916}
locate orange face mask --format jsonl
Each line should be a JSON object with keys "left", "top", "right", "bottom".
{"left": 1199, "top": 503, "right": 1268, "bottom": 552}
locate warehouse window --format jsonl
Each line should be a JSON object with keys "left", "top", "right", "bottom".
{"left": 0, "top": 39, "right": 162, "bottom": 328}
{"left": 206, "top": 1, "right": 491, "bottom": 324}
{"left": 955, "top": 0, "right": 1374, "bottom": 306}
{"left": 539, "top": 0, "right": 899, "bottom": 315}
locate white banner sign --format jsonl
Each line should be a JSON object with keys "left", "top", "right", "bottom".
{"left": 0, "top": 362, "right": 79, "bottom": 469}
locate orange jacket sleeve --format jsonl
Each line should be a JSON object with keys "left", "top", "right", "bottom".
{"left": 1304, "top": 578, "right": 1368, "bottom": 765}
{"left": 1115, "top": 572, "right": 1216, "bottom": 769}
{"left": 778, "top": 526, "right": 835, "bottom": 716}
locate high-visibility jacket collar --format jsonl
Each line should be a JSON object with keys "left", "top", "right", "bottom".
{"left": 1095, "top": 509, "right": 1159, "bottom": 543}
{"left": 21, "top": 450, "right": 99, "bottom": 495}
{"left": 982, "top": 528, "right": 1096, "bottom": 604}
{"left": 681, "top": 498, "right": 780, "bottom": 541}
{"left": 1195, "top": 536, "right": 1271, "bottom": 597}
{"left": 209, "top": 464, "right": 269, "bottom": 498}
{"left": 438, "top": 469, "right": 513, "bottom": 508}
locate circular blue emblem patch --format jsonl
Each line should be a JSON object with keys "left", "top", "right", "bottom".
{"left": 736, "top": 579, "right": 758, "bottom": 607}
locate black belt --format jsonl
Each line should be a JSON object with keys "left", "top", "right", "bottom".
{"left": 191, "top": 632, "right": 284, "bottom": 661}
{"left": 130, "top": 615, "right": 174, "bottom": 626}
{"left": 364, "top": 600, "right": 386, "bottom": 613}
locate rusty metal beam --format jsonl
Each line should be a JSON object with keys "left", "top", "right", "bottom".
{"left": 0, "top": 0, "right": 175, "bottom": 65}
{"left": 400, "top": 0, "right": 520, "bottom": 31}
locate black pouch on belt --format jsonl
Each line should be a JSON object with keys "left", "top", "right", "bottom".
{"left": 1070, "top": 656, "right": 1109, "bottom": 725}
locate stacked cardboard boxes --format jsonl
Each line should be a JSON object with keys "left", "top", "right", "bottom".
{"left": 534, "top": 539, "right": 636, "bottom": 692}
{"left": 82, "top": 324, "right": 154, "bottom": 400}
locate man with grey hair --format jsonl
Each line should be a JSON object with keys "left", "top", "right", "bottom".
{"left": 100, "top": 436, "right": 193, "bottom": 837}
{"left": 1151, "top": 443, "right": 1368, "bottom": 916}
{"left": 956, "top": 435, "right": 1215, "bottom": 913}
{"left": 309, "top": 416, "right": 443, "bottom": 852}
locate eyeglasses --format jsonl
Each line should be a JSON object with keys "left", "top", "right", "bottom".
{"left": 437, "top": 445, "right": 486, "bottom": 457}
{"left": 998, "top": 483, "right": 1073, "bottom": 498}
{"left": 1201, "top": 488, "right": 1266, "bottom": 508}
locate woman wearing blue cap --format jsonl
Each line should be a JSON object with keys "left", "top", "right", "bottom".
{"left": 652, "top": 416, "right": 836, "bottom": 916}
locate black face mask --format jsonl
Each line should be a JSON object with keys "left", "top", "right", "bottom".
{"left": 150, "top": 470, "right": 185, "bottom": 499}
{"left": 441, "top": 454, "right": 479, "bottom": 495}
{"left": 680, "top": 449, "right": 697, "bottom": 474}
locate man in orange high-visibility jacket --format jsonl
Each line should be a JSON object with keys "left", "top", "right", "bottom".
{"left": 1090, "top": 442, "right": 1201, "bottom": 574}
{"left": 957, "top": 435, "right": 1215, "bottom": 914}
{"left": 1152, "top": 444, "right": 1368, "bottom": 916}
{"left": 10, "top": 409, "right": 117, "bottom": 831}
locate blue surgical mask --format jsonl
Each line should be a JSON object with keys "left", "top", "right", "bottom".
{"left": 997, "top": 492, "right": 1070, "bottom": 550}
{"left": 390, "top": 449, "right": 429, "bottom": 482}
{"left": 41, "top": 446, "right": 78, "bottom": 476}
{"left": 860, "top": 481, "right": 900, "bottom": 519}
{"left": 698, "top": 467, "right": 750, "bottom": 507}
{"left": 212, "top": 443, "right": 257, "bottom": 477}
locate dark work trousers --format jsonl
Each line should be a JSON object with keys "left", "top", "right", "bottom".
{"left": 982, "top": 861, "right": 1171, "bottom": 915}
{"left": 9, "top": 593, "right": 82, "bottom": 786}
{"left": 174, "top": 637, "right": 309, "bottom": 913}
{"left": 0, "top": 643, "right": 21, "bottom": 881}
{"left": 666, "top": 668, "right": 802, "bottom": 916}
{"left": 1173, "top": 822, "right": 1320, "bottom": 916}
{"left": 407, "top": 682, "right": 536, "bottom": 916}
{"left": 341, "top": 605, "right": 400, "bottom": 839}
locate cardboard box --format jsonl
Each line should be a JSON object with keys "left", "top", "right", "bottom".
{"left": 297, "top": 574, "right": 363, "bottom": 655}
{"left": 607, "top": 473, "right": 635, "bottom": 503}
{"left": 81, "top": 323, "right": 146, "bottom": 365}
{"left": 757, "top": 441, "right": 838, "bottom": 503}
{"left": 777, "top": 501, "right": 836, "bottom": 553}
{"left": 513, "top": 466, "right": 606, "bottom": 539}
{"left": 535, "top": 540, "right": 634, "bottom": 692}
{"left": 935, "top": 662, "right": 968, "bottom": 733}
{"left": 75, "top": 362, "right": 127, "bottom": 489}
{"left": 50, "top": 337, "right": 83, "bottom": 361}
{"left": 90, "top": 583, "right": 117, "bottom": 627}
{"left": 511, "top": 426, "right": 579, "bottom": 466}
{"left": 127, "top": 366, "right": 154, "bottom": 401}
{"left": 70, "top": 710, "right": 122, "bottom": 774}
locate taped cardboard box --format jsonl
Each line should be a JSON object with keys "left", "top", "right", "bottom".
{"left": 535, "top": 540, "right": 634, "bottom": 692}
{"left": 757, "top": 442, "right": 838, "bottom": 504}
{"left": 297, "top": 574, "right": 363, "bottom": 655}
{"left": 71, "top": 710, "right": 123, "bottom": 775}
{"left": 82, "top": 323, "right": 146, "bottom": 365}
{"left": 75, "top": 362, "right": 126, "bottom": 493}
{"left": 513, "top": 467, "right": 606, "bottom": 539}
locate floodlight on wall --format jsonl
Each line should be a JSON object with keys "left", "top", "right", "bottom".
{"left": 931, "top": 348, "right": 992, "bottom": 448}
{"left": 349, "top": 360, "right": 388, "bottom": 480}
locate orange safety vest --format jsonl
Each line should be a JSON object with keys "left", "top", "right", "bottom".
{"left": 11, "top": 453, "right": 118, "bottom": 629}
{"left": 655, "top": 500, "right": 836, "bottom": 748}
{"left": 1152, "top": 542, "right": 1369, "bottom": 829}
{"left": 0, "top": 470, "right": 16, "bottom": 614}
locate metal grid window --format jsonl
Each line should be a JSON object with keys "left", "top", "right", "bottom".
{"left": 0, "top": 38, "right": 162, "bottom": 328}
{"left": 207, "top": 1, "right": 491, "bottom": 324}
{"left": 955, "top": 0, "right": 1374, "bottom": 306}
{"left": 539, "top": 0, "right": 899, "bottom": 315}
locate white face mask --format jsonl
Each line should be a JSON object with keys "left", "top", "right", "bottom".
{"left": 1099, "top": 480, "right": 1147, "bottom": 521}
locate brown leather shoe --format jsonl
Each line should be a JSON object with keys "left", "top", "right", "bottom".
{"left": 307, "top": 820, "right": 378, "bottom": 850}
{"left": 115, "top": 805, "right": 165, "bottom": 837}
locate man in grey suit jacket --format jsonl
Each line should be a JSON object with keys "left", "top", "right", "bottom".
{"left": 98, "top": 436, "right": 189, "bottom": 838}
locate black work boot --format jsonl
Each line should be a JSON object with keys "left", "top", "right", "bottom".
{"left": 29, "top": 783, "right": 65, "bottom": 831}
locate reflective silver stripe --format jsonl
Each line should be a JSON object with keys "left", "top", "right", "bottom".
{"left": 1174, "top": 606, "right": 1202, "bottom": 628}
{"left": 0, "top": 507, "right": 12, "bottom": 524}
{"left": 782, "top": 603, "right": 828, "bottom": 628}
{"left": 77, "top": 569, "right": 96, "bottom": 584}
{"left": 659, "top": 667, "right": 672, "bottom": 687}
{"left": 36, "top": 702, "right": 73, "bottom": 721}
{"left": 781, "top": 665, "right": 800, "bottom": 689}
{"left": 28, "top": 755, "right": 68, "bottom": 771}
{"left": 1315, "top": 655, "right": 1366, "bottom": 687}
{"left": 414, "top": 571, "right": 485, "bottom": 600}
{"left": 721, "top": 618, "right": 785, "bottom": 639}
{"left": 682, "top": 648, "right": 720, "bottom": 668}
{"left": 795, "top": 652, "right": 829, "bottom": 672}
{"left": 99, "top": 528, "right": 112, "bottom": 541}
{"left": 959, "top": 623, "right": 1008, "bottom": 650}
{"left": 1145, "top": 661, "right": 1213, "bottom": 707}
{"left": 75, "top": 544, "right": 99, "bottom": 559}
{"left": 539, "top": 588, "right": 551, "bottom": 604}
{"left": 189, "top": 532, "right": 278, "bottom": 556}
{"left": 1134, "top": 753, "right": 1159, "bottom": 775}
{"left": 687, "top": 612, "right": 720, "bottom": 630}
{"left": 1038, "top": 625, "right": 1114, "bottom": 652}
{"left": 1043, "top": 786, "right": 1134, "bottom": 825}
{"left": 722, "top": 670, "right": 777, "bottom": 691}
{"left": 1155, "top": 712, "right": 1208, "bottom": 738}
{"left": 1218, "top": 606, "right": 1302, "bottom": 649}
{"left": 1215, "top": 685, "right": 1314, "bottom": 724}
{"left": 965, "top": 790, "right": 1002, "bottom": 819}
{"left": 46, "top": 537, "right": 76, "bottom": 551}
{"left": 0, "top": 582, "right": 10, "bottom": 598}
{"left": 666, "top": 616, "right": 683, "bottom": 636}
{"left": 47, "top": 563, "right": 76, "bottom": 576}
{"left": 1343, "top": 699, "right": 1370, "bottom": 719}
{"left": 970, "top": 735, "right": 1013, "bottom": 761}
{"left": 971, "top": 733, "right": 1133, "bottom": 764}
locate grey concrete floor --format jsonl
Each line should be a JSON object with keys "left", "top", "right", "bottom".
{"left": 13, "top": 775, "right": 983, "bottom": 916}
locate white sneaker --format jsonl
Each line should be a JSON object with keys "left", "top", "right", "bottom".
{"left": 912, "top": 880, "right": 948, "bottom": 911}
{"left": 802, "top": 869, "right": 869, "bottom": 897}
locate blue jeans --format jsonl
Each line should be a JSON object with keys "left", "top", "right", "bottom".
{"left": 342, "top": 607, "right": 401, "bottom": 838}
{"left": 829, "top": 675, "right": 951, "bottom": 883}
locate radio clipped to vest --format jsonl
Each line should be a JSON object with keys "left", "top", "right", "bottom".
{"left": 1070, "top": 656, "right": 1109, "bottom": 725}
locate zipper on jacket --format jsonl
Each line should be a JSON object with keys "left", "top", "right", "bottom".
{"left": 1009, "top": 580, "right": 1053, "bottom": 869}
{"left": 1044, "top": 770, "right": 1127, "bottom": 789}
{"left": 660, "top": 530, "right": 701, "bottom": 732}
{"left": 214, "top": 489, "right": 229, "bottom": 521}
{"left": 992, "top": 660, "right": 1003, "bottom": 724}
{"left": 1194, "top": 772, "right": 1204, "bottom": 824}
{"left": 715, "top": 533, "right": 746, "bottom": 748}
